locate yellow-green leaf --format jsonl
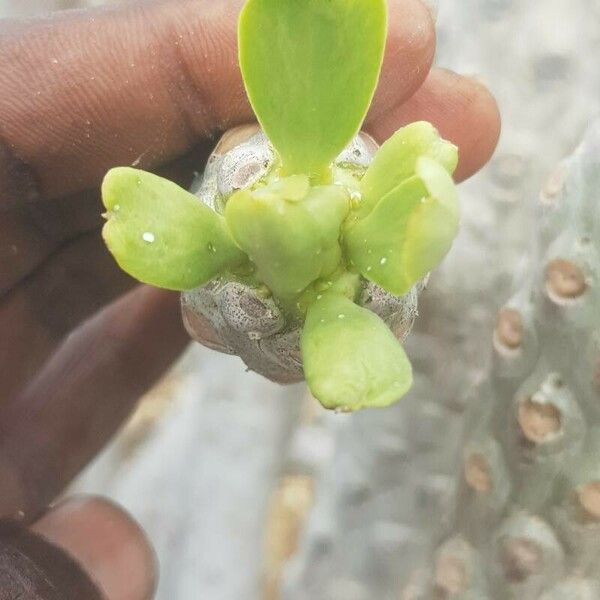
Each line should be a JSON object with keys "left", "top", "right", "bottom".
{"left": 345, "top": 156, "right": 459, "bottom": 296}
{"left": 239, "top": 0, "right": 387, "bottom": 180}
{"left": 358, "top": 121, "right": 458, "bottom": 218}
{"left": 302, "top": 292, "right": 412, "bottom": 411}
{"left": 102, "top": 168, "right": 246, "bottom": 291}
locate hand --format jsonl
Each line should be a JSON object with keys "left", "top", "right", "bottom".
{"left": 0, "top": 0, "right": 500, "bottom": 597}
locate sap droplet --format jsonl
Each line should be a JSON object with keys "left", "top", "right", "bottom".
{"left": 113, "top": 204, "right": 121, "bottom": 212}
{"left": 207, "top": 242, "right": 217, "bottom": 253}
{"left": 142, "top": 232, "right": 155, "bottom": 243}
{"left": 366, "top": 266, "right": 372, "bottom": 272}
{"left": 380, "top": 257, "right": 387, "bottom": 265}
{"left": 338, "top": 314, "right": 345, "bottom": 319}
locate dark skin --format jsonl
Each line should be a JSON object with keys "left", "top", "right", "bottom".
{"left": 0, "top": 0, "right": 500, "bottom": 597}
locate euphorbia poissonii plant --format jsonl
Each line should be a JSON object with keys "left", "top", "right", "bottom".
{"left": 101, "top": 0, "right": 460, "bottom": 411}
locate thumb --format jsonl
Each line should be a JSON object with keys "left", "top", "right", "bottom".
{"left": 1, "top": 496, "right": 156, "bottom": 600}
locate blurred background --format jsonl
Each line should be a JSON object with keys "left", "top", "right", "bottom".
{"left": 1, "top": 0, "right": 600, "bottom": 599}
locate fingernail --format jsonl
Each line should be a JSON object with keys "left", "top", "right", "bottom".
{"left": 32, "top": 495, "right": 157, "bottom": 600}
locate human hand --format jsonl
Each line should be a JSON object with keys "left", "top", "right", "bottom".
{"left": 0, "top": 0, "right": 500, "bottom": 597}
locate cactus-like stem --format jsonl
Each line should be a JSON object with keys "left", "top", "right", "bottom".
{"left": 414, "top": 120, "right": 600, "bottom": 599}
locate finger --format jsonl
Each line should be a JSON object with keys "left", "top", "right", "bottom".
{"left": 0, "top": 138, "right": 214, "bottom": 399}
{"left": 0, "top": 0, "right": 435, "bottom": 202}
{"left": 366, "top": 67, "right": 501, "bottom": 181}
{"left": 0, "top": 232, "right": 133, "bottom": 401}
{"left": 0, "top": 286, "right": 187, "bottom": 518}
{"left": 31, "top": 496, "right": 157, "bottom": 600}
{"left": 0, "top": 519, "right": 104, "bottom": 599}
{"left": 372, "top": 0, "right": 435, "bottom": 120}
{"left": 0, "top": 188, "right": 101, "bottom": 297}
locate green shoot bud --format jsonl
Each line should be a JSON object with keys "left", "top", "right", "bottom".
{"left": 224, "top": 175, "right": 350, "bottom": 300}
{"left": 345, "top": 156, "right": 460, "bottom": 296}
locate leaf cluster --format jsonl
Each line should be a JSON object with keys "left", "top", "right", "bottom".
{"left": 101, "top": 0, "right": 459, "bottom": 411}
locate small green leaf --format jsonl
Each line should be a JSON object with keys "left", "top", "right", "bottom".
{"left": 225, "top": 176, "right": 350, "bottom": 299}
{"left": 102, "top": 167, "right": 247, "bottom": 291}
{"left": 358, "top": 121, "right": 458, "bottom": 218}
{"left": 301, "top": 292, "right": 412, "bottom": 411}
{"left": 239, "top": 0, "right": 387, "bottom": 179}
{"left": 345, "top": 156, "right": 459, "bottom": 296}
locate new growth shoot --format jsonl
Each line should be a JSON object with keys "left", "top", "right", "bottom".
{"left": 101, "top": 0, "right": 460, "bottom": 411}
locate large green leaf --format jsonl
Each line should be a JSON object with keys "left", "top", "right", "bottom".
{"left": 102, "top": 168, "right": 246, "bottom": 291}
{"left": 239, "top": 0, "right": 387, "bottom": 180}
{"left": 301, "top": 292, "right": 412, "bottom": 411}
{"left": 357, "top": 121, "right": 458, "bottom": 218}
{"left": 345, "top": 156, "right": 459, "bottom": 296}
{"left": 225, "top": 175, "right": 350, "bottom": 299}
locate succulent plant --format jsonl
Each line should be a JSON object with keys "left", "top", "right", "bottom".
{"left": 100, "top": 0, "right": 460, "bottom": 411}
{"left": 408, "top": 119, "right": 600, "bottom": 599}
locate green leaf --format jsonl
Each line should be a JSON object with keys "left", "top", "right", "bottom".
{"left": 224, "top": 175, "right": 350, "bottom": 299}
{"left": 102, "top": 167, "right": 247, "bottom": 291}
{"left": 357, "top": 121, "right": 458, "bottom": 218}
{"left": 239, "top": 0, "right": 387, "bottom": 180}
{"left": 345, "top": 156, "right": 459, "bottom": 296}
{"left": 301, "top": 292, "right": 412, "bottom": 411}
